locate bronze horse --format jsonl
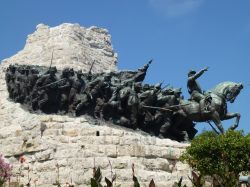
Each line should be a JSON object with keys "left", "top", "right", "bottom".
{"left": 173, "top": 81, "right": 243, "bottom": 136}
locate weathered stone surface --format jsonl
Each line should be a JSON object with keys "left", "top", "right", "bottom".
{"left": 0, "top": 23, "right": 117, "bottom": 73}
{"left": 0, "top": 23, "right": 191, "bottom": 186}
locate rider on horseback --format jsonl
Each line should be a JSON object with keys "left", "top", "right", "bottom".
{"left": 187, "top": 67, "right": 211, "bottom": 113}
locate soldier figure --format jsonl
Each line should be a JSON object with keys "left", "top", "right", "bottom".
{"left": 187, "top": 67, "right": 212, "bottom": 113}
{"left": 69, "top": 70, "right": 85, "bottom": 108}
{"left": 58, "top": 68, "right": 73, "bottom": 113}
{"left": 130, "top": 60, "right": 152, "bottom": 83}
{"left": 34, "top": 67, "right": 58, "bottom": 112}
{"left": 187, "top": 67, "right": 208, "bottom": 102}
{"left": 139, "top": 83, "right": 159, "bottom": 106}
{"left": 5, "top": 65, "right": 16, "bottom": 98}
{"left": 5, "top": 65, "right": 16, "bottom": 83}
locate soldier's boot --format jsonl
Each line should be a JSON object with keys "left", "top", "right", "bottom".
{"left": 203, "top": 95, "right": 212, "bottom": 114}
{"left": 159, "top": 122, "right": 171, "bottom": 139}
{"left": 75, "top": 103, "right": 83, "bottom": 116}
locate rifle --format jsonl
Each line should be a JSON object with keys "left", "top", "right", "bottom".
{"left": 148, "top": 59, "right": 153, "bottom": 65}
{"left": 87, "top": 61, "right": 95, "bottom": 80}
{"left": 49, "top": 49, "right": 54, "bottom": 70}
{"left": 161, "top": 84, "right": 170, "bottom": 90}
{"left": 88, "top": 61, "right": 95, "bottom": 75}
{"left": 142, "top": 105, "right": 173, "bottom": 112}
{"left": 142, "top": 103, "right": 191, "bottom": 112}
{"left": 38, "top": 78, "right": 66, "bottom": 90}
{"left": 145, "top": 59, "right": 153, "bottom": 70}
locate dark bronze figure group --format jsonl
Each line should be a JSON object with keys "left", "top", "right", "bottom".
{"left": 5, "top": 62, "right": 243, "bottom": 142}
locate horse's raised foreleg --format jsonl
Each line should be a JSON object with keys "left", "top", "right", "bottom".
{"left": 211, "top": 111, "right": 224, "bottom": 134}
{"left": 222, "top": 112, "right": 241, "bottom": 130}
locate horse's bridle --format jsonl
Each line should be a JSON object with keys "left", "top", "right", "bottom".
{"left": 207, "top": 91, "right": 226, "bottom": 103}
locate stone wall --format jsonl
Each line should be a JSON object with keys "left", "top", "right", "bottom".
{"left": 0, "top": 23, "right": 191, "bottom": 187}
{"left": 0, "top": 112, "right": 191, "bottom": 186}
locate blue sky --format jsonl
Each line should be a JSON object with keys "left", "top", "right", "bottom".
{"left": 0, "top": 0, "right": 250, "bottom": 133}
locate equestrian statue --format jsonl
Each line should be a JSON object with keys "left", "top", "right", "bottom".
{"left": 171, "top": 67, "right": 243, "bottom": 138}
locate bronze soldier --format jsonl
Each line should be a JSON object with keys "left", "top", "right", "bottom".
{"left": 75, "top": 74, "right": 110, "bottom": 116}
{"left": 5, "top": 65, "right": 16, "bottom": 98}
{"left": 187, "top": 67, "right": 208, "bottom": 102}
{"left": 35, "top": 67, "right": 58, "bottom": 111}
{"left": 69, "top": 70, "right": 85, "bottom": 107}
{"left": 187, "top": 67, "right": 213, "bottom": 113}
{"left": 131, "top": 60, "right": 152, "bottom": 82}
{"left": 58, "top": 68, "right": 73, "bottom": 112}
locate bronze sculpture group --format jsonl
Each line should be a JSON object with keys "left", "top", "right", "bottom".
{"left": 5, "top": 62, "right": 243, "bottom": 141}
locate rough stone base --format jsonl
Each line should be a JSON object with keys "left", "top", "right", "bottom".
{"left": 0, "top": 106, "right": 191, "bottom": 186}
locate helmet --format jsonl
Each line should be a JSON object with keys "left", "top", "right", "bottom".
{"left": 154, "top": 83, "right": 162, "bottom": 89}
{"left": 50, "top": 67, "right": 57, "bottom": 73}
{"left": 76, "top": 70, "right": 83, "bottom": 75}
{"left": 188, "top": 70, "right": 196, "bottom": 77}
{"left": 173, "top": 88, "right": 182, "bottom": 93}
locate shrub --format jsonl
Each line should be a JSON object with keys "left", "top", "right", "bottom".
{"left": 0, "top": 154, "right": 12, "bottom": 186}
{"left": 181, "top": 130, "right": 250, "bottom": 187}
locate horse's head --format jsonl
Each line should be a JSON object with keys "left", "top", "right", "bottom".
{"left": 226, "top": 83, "right": 243, "bottom": 103}
{"left": 211, "top": 82, "right": 243, "bottom": 103}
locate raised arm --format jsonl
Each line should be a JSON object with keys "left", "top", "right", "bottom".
{"left": 189, "top": 67, "right": 209, "bottom": 80}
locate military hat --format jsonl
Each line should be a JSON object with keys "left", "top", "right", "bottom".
{"left": 188, "top": 70, "right": 196, "bottom": 76}
{"left": 76, "top": 70, "right": 83, "bottom": 75}
{"left": 154, "top": 83, "right": 162, "bottom": 89}
{"left": 173, "top": 88, "right": 182, "bottom": 93}
{"left": 50, "top": 67, "right": 57, "bottom": 73}
{"left": 143, "top": 84, "right": 150, "bottom": 90}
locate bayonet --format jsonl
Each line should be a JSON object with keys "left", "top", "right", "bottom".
{"left": 88, "top": 60, "right": 95, "bottom": 75}
{"left": 49, "top": 49, "right": 54, "bottom": 70}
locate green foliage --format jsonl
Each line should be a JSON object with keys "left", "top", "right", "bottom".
{"left": 181, "top": 130, "right": 250, "bottom": 187}
{"left": 132, "top": 176, "right": 140, "bottom": 187}
{"left": 94, "top": 167, "right": 102, "bottom": 183}
{"left": 91, "top": 167, "right": 103, "bottom": 187}
{"left": 91, "top": 166, "right": 121, "bottom": 187}
{"left": 105, "top": 177, "right": 112, "bottom": 187}
{"left": 90, "top": 166, "right": 157, "bottom": 187}
{"left": 148, "top": 179, "right": 155, "bottom": 187}
{"left": 91, "top": 178, "right": 102, "bottom": 187}
{"left": 188, "top": 171, "right": 204, "bottom": 187}
{"left": 173, "top": 177, "right": 187, "bottom": 187}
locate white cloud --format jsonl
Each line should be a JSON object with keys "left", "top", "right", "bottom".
{"left": 149, "top": 0, "right": 204, "bottom": 17}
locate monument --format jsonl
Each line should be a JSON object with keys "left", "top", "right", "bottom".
{"left": 0, "top": 23, "right": 244, "bottom": 186}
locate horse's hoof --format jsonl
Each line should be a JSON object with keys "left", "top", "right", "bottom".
{"left": 229, "top": 124, "right": 237, "bottom": 130}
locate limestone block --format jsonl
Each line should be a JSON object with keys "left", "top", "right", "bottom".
{"left": 62, "top": 128, "right": 79, "bottom": 137}
{"left": 103, "top": 136, "right": 120, "bottom": 145}
{"left": 113, "top": 160, "right": 128, "bottom": 169}
{"left": 34, "top": 149, "right": 54, "bottom": 162}
{"left": 142, "top": 158, "right": 170, "bottom": 172}
{"left": 0, "top": 124, "right": 22, "bottom": 139}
